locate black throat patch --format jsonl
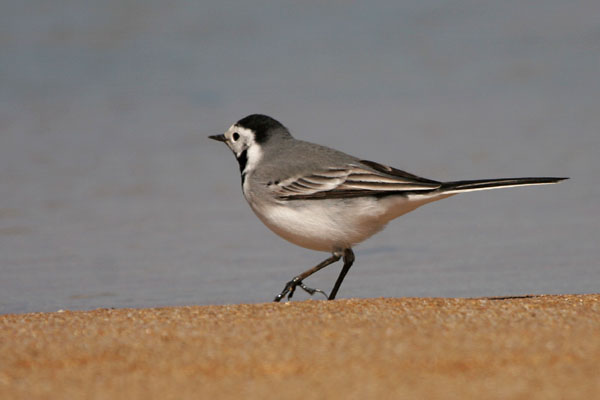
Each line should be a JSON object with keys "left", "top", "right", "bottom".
{"left": 236, "top": 149, "right": 248, "bottom": 184}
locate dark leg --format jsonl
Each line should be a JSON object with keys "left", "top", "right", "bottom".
{"left": 274, "top": 253, "right": 341, "bottom": 302}
{"left": 328, "top": 248, "right": 355, "bottom": 300}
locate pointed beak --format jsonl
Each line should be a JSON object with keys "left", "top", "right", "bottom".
{"left": 208, "top": 134, "right": 227, "bottom": 142}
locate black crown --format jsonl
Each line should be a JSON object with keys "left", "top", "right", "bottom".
{"left": 236, "top": 114, "right": 290, "bottom": 144}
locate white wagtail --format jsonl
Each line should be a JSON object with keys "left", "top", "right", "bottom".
{"left": 209, "top": 114, "right": 567, "bottom": 302}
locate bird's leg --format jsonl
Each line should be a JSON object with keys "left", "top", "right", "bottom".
{"left": 274, "top": 253, "right": 341, "bottom": 302}
{"left": 328, "top": 248, "right": 355, "bottom": 300}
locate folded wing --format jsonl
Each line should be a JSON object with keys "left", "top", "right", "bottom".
{"left": 272, "top": 160, "right": 442, "bottom": 200}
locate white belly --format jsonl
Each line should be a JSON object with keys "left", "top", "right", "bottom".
{"left": 248, "top": 194, "right": 446, "bottom": 252}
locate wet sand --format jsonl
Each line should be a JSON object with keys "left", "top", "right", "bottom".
{"left": 1, "top": 295, "right": 599, "bottom": 399}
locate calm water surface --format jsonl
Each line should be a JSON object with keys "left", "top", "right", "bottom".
{"left": 1, "top": 1, "right": 599, "bottom": 313}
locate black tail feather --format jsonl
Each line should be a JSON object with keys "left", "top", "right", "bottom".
{"left": 440, "top": 177, "right": 568, "bottom": 194}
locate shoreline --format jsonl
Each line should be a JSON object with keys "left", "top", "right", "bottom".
{"left": 2, "top": 294, "right": 599, "bottom": 399}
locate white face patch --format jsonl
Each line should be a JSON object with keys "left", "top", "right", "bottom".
{"left": 224, "top": 125, "right": 255, "bottom": 155}
{"left": 223, "top": 124, "right": 263, "bottom": 175}
{"left": 222, "top": 124, "right": 263, "bottom": 198}
{"left": 243, "top": 142, "right": 263, "bottom": 175}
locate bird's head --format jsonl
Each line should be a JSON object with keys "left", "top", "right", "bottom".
{"left": 209, "top": 114, "right": 292, "bottom": 174}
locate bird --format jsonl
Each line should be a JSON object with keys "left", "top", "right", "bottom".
{"left": 209, "top": 114, "right": 567, "bottom": 302}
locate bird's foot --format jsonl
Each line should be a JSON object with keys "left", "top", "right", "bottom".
{"left": 274, "top": 277, "right": 328, "bottom": 302}
{"left": 298, "top": 282, "right": 328, "bottom": 298}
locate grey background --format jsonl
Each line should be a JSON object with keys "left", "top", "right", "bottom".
{"left": 1, "top": 1, "right": 598, "bottom": 314}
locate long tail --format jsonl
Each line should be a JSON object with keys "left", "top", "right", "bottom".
{"left": 439, "top": 177, "right": 568, "bottom": 195}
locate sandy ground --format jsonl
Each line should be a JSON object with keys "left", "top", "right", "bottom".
{"left": 1, "top": 295, "right": 599, "bottom": 400}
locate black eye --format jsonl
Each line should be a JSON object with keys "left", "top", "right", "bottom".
{"left": 232, "top": 132, "right": 240, "bottom": 141}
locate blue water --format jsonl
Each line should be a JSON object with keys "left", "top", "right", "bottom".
{"left": 1, "top": 1, "right": 598, "bottom": 313}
